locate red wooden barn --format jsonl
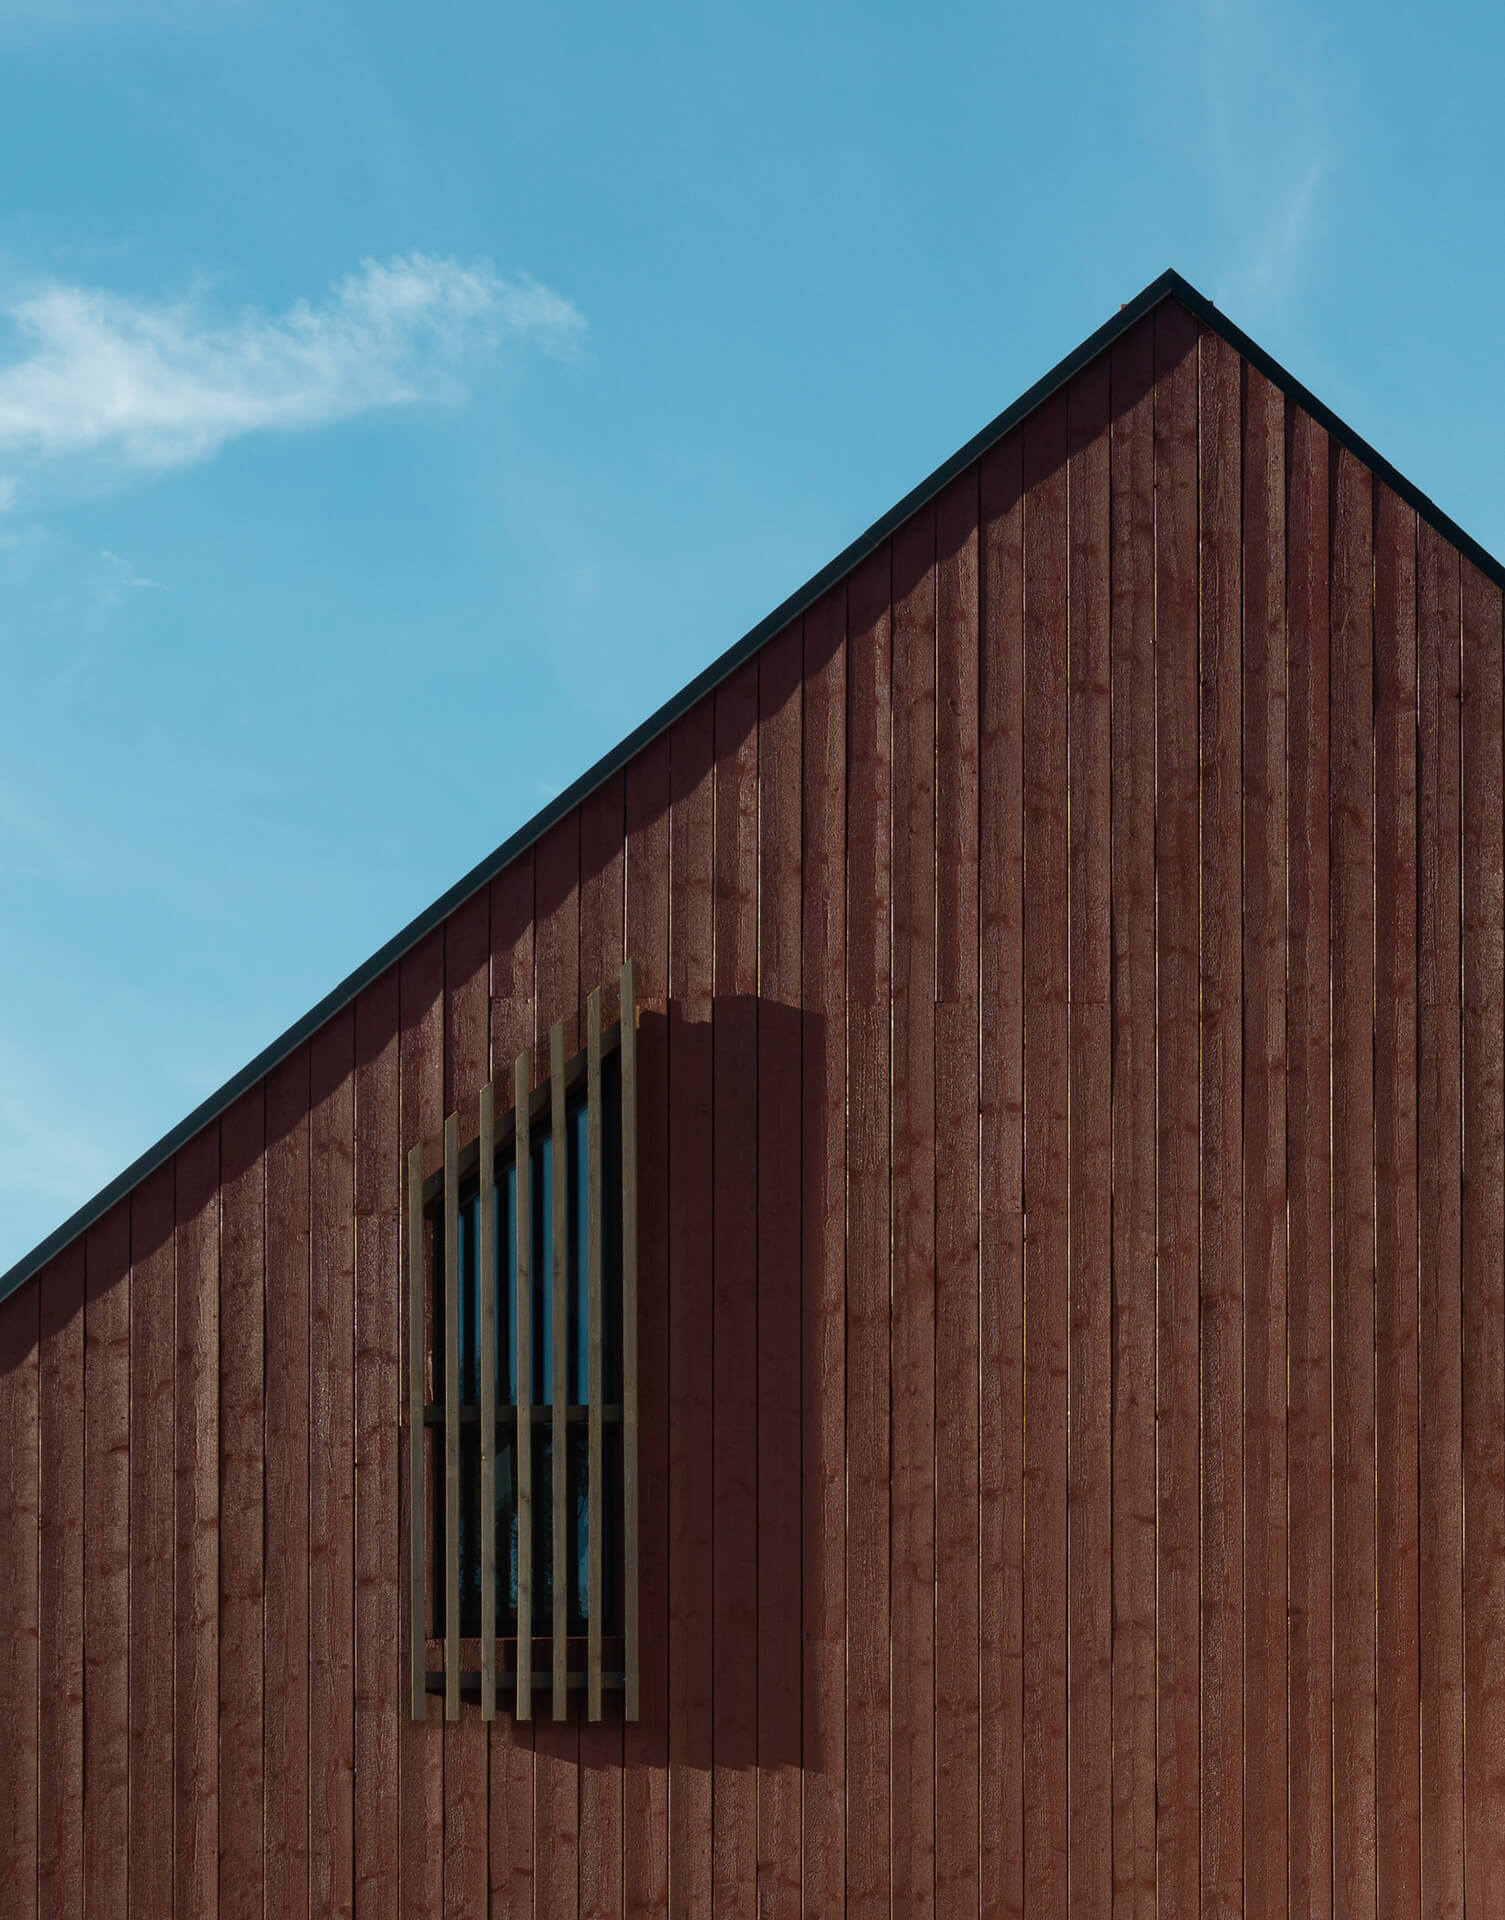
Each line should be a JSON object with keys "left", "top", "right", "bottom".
{"left": 2, "top": 268, "right": 1502, "bottom": 1917}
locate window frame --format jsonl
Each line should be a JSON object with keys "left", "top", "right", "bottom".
{"left": 406, "top": 959, "right": 639, "bottom": 1724}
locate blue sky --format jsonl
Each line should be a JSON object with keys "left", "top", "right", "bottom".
{"left": 3, "top": 0, "right": 1502, "bottom": 1272}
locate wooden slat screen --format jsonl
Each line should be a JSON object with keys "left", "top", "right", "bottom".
{"left": 405, "top": 963, "right": 639, "bottom": 1720}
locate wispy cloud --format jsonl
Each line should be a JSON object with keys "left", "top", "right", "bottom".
{"left": 0, "top": 254, "right": 584, "bottom": 503}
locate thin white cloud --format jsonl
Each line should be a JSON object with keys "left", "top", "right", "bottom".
{"left": 98, "top": 547, "right": 168, "bottom": 591}
{"left": 0, "top": 253, "right": 584, "bottom": 492}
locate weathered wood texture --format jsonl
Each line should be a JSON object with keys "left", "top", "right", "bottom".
{"left": 1, "top": 299, "right": 1490, "bottom": 1914}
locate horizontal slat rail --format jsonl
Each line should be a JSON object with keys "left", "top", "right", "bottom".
{"left": 405, "top": 979, "right": 637, "bottom": 1722}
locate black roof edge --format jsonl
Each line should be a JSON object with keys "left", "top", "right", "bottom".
{"left": 5, "top": 265, "right": 1502, "bottom": 1305}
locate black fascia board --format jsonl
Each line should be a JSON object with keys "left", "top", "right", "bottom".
{"left": 3, "top": 265, "right": 1501, "bottom": 1305}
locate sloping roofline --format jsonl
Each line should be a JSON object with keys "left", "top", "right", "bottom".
{"left": 5, "top": 265, "right": 1502, "bottom": 1304}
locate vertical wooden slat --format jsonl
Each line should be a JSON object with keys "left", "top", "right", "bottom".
{"left": 551, "top": 1020, "right": 570, "bottom": 1722}
{"left": 1461, "top": 562, "right": 1505, "bottom": 1913}
{"left": 1287, "top": 406, "right": 1333, "bottom": 1918}
{"left": 1417, "top": 522, "right": 1463, "bottom": 1918}
{"left": 1241, "top": 365, "right": 1288, "bottom": 1917}
{"left": 0, "top": 1269, "right": 39, "bottom": 1920}
{"left": 1153, "top": 301, "right": 1200, "bottom": 1920}
{"left": 621, "top": 957, "right": 640, "bottom": 1722}
{"left": 480, "top": 1082, "right": 497, "bottom": 1721}
{"left": 444, "top": 1112, "right": 461, "bottom": 1721}
{"left": 979, "top": 427, "right": 1025, "bottom": 1920}
{"left": 588, "top": 990, "right": 605, "bottom": 1722}
{"left": 408, "top": 1142, "right": 426, "bottom": 1721}
{"left": 516, "top": 1048, "right": 535, "bottom": 1723}
{"left": 1022, "top": 384, "right": 1069, "bottom": 1920}
{"left": 38, "top": 1243, "right": 85, "bottom": 1919}
{"left": 85, "top": 1203, "right": 131, "bottom": 1920}
{"left": 1109, "top": 313, "right": 1156, "bottom": 1920}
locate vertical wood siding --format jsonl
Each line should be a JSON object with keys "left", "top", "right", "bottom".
{"left": 3, "top": 300, "right": 1500, "bottom": 1915}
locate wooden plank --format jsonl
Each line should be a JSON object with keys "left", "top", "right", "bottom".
{"left": 354, "top": 970, "right": 400, "bottom": 1918}
{"left": 407, "top": 1140, "right": 427, "bottom": 1721}
{"left": 979, "top": 427, "right": 1025, "bottom": 1920}
{"left": 38, "top": 1241, "right": 85, "bottom": 1917}
{"left": 934, "top": 466, "right": 980, "bottom": 1920}
{"left": 1108, "top": 314, "right": 1155, "bottom": 1920}
{"left": 309, "top": 1012, "right": 356, "bottom": 1919}
{"left": 890, "top": 504, "right": 936, "bottom": 1918}
{"left": 550, "top": 1021, "right": 569, "bottom": 1723}
{"left": 1331, "top": 445, "right": 1377, "bottom": 1920}
{"left": 1240, "top": 365, "right": 1288, "bottom": 1917}
{"left": 516, "top": 1047, "right": 536, "bottom": 1730}
{"left": 445, "top": 1108, "right": 462, "bottom": 1724}
{"left": 481, "top": 1081, "right": 498, "bottom": 1723}
{"left": 0, "top": 1256, "right": 39, "bottom": 1920}
{"left": 129, "top": 1161, "right": 175, "bottom": 1920}
{"left": 624, "top": 736, "right": 671, "bottom": 1918}
{"left": 621, "top": 957, "right": 640, "bottom": 1725}
{"left": 1461, "top": 561, "right": 1505, "bottom": 1913}
{"left": 84, "top": 1203, "right": 131, "bottom": 1920}
{"left": 1022, "top": 383, "right": 1069, "bottom": 1920}
{"left": 756, "top": 621, "right": 803, "bottom": 1920}
{"left": 1286, "top": 404, "right": 1333, "bottom": 1919}
{"left": 533, "top": 813, "right": 581, "bottom": 1918}
{"left": 265, "top": 1052, "right": 311, "bottom": 1920}
{"left": 1417, "top": 520, "right": 1463, "bottom": 1919}
{"left": 579, "top": 774, "right": 626, "bottom": 1920}
{"left": 398, "top": 929, "right": 445, "bottom": 1920}
{"left": 1153, "top": 301, "right": 1200, "bottom": 1920}
{"left": 1066, "top": 355, "right": 1113, "bottom": 1920}
{"left": 174, "top": 1126, "right": 220, "bottom": 1920}
{"left": 443, "top": 888, "right": 490, "bottom": 1915}
{"left": 1373, "top": 483, "right": 1420, "bottom": 1919}
{"left": 800, "top": 585, "right": 846, "bottom": 1919}
{"left": 489, "top": 850, "right": 537, "bottom": 1912}
{"left": 1197, "top": 326, "right": 1243, "bottom": 1915}
{"left": 713, "top": 655, "right": 759, "bottom": 1917}
{"left": 587, "top": 990, "right": 604, "bottom": 1723}
{"left": 844, "top": 542, "right": 892, "bottom": 1920}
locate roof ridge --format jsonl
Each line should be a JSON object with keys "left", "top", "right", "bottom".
{"left": 4, "top": 266, "right": 1499, "bottom": 1303}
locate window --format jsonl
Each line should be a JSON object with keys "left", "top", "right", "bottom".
{"left": 406, "top": 961, "right": 639, "bottom": 1723}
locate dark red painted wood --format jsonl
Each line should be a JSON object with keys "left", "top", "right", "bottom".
{"left": 712, "top": 659, "right": 759, "bottom": 1920}
{"left": 488, "top": 852, "right": 538, "bottom": 1914}
{"left": 1417, "top": 519, "right": 1464, "bottom": 1920}
{"left": 933, "top": 469, "right": 979, "bottom": 1920}
{"left": 756, "top": 624, "right": 802, "bottom": 1920}
{"left": 1198, "top": 327, "right": 1243, "bottom": 1918}
{"left": 978, "top": 430, "right": 1025, "bottom": 1920}
{"left": 1287, "top": 405, "right": 1333, "bottom": 1920}
{"left": 398, "top": 937, "right": 444, "bottom": 1920}
{"left": 844, "top": 541, "right": 892, "bottom": 1920}
{"left": 444, "top": 892, "right": 491, "bottom": 1920}
{"left": 533, "top": 816, "right": 583, "bottom": 1920}
{"left": 1461, "top": 562, "right": 1505, "bottom": 1914}
{"left": 39, "top": 1241, "right": 84, "bottom": 1915}
{"left": 800, "top": 587, "right": 847, "bottom": 1920}
{"left": 1067, "top": 351, "right": 1112, "bottom": 1920}
{"left": 1022, "top": 385, "right": 1069, "bottom": 1920}
{"left": 1241, "top": 365, "right": 1288, "bottom": 1918}
{"left": 1331, "top": 446, "right": 1376, "bottom": 1920}
{"left": 579, "top": 774, "right": 626, "bottom": 1920}
{"left": 1374, "top": 483, "right": 1420, "bottom": 1920}
{"left": 265, "top": 1049, "right": 311, "bottom": 1920}
{"left": 130, "top": 1162, "right": 175, "bottom": 1920}
{"left": 1108, "top": 315, "right": 1156, "bottom": 1920}
{"left": 219, "top": 1088, "right": 265, "bottom": 1920}
{"left": 309, "top": 1011, "right": 356, "bottom": 1920}
{"left": 174, "top": 1126, "right": 220, "bottom": 1919}
{"left": 84, "top": 1204, "right": 131, "bottom": 1920}
{"left": 0, "top": 1262, "right": 39, "bottom": 1919}
{"left": 890, "top": 505, "right": 936, "bottom": 1919}
{"left": 623, "top": 739, "right": 671, "bottom": 1920}
{"left": 1153, "top": 302, "right": 1199, "bottom": 1920}
{"left": 667, "top": 703, "right": 714, "bottom": 1920}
